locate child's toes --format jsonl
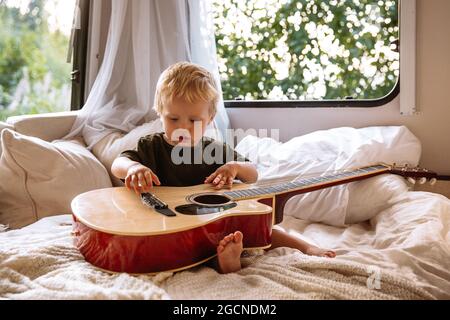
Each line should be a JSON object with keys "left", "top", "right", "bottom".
{"left": 219, "top": 239, "right": 227, "bottom": 247}
{"left": 233, "top": 231, "right": 243, "bottom": 242}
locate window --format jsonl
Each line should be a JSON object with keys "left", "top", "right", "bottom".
{"left": 212, "top": 0, "right": 399, "bottom": 107}
{"left": 0, "top": 0, "right": 78, "bottom": 121}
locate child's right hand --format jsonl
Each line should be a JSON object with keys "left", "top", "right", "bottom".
{"left": 125, "top": 163, "right": 161, "bottom": 195}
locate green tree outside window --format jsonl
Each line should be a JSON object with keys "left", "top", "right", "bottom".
{"left": 0, "top": 0, "right": 75, "bottom": 121}
{"left": 213, "top": 0, "right": 399, "bottom": 102}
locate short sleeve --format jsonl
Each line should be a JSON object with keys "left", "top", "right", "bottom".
{"left": 223, "top": 143, "right": 250, "bottom": 163}
{"left": 120, "top": 150, "right": 141, "bottom": 163}
{"left": 119, "top": 137, "right": 150, "bottom": 165}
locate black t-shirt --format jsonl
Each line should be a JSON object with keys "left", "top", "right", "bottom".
{"left": 120, "top": 132, "right": 249, "bottom": 187}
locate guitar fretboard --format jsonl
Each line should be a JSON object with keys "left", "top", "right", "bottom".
{"left": 223, "top": 164, "right": 388, "bottom": 200}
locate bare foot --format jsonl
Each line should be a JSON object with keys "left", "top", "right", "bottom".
{"left": 217, "top": 231, "right": 244, "bottom": 274}
{"left": 306, "top": 246, "right": 336, "bottom": 258}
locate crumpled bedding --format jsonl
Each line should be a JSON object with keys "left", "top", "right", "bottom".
{"left": 235, "top": 125, "right": 421, "bottom": 226}
{"left": 1, "top": 125, "right": 449, "bottom": 299}
{"left": 0, "top": 191, "right": 449, "bottom": 299}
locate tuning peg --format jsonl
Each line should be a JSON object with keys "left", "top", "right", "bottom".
{"left": 407, "top": 177, "right": 416, "bottom": 185}
{"left": 429, "top": 178, "right": 437, "bottom": 186}
{"left": 418, "top": 177, "right": 427, "bottom": 185}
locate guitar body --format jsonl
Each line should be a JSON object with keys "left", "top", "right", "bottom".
{"left": 72, "top": 185, "right": 273, "bottom": 274}
{"left": 71, "top": 164, "right": 436, "bottom": 274}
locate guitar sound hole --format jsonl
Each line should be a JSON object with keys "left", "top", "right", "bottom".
{"left": 192, "top": 194, "right": 231, "bottom": 205}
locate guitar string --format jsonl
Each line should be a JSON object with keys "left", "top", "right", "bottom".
{"left": 224, "top": 164, "right": 387, "bottom": 200}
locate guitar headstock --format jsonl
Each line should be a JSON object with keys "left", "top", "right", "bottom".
{"left": 386, "top": 163, "right": 438, "bottom": 185}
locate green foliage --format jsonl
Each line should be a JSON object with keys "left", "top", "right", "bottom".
{"left": 213, "top": 0, "right": 399, "bottom": 101}
{"left": 0, "top": 0, "right": 71, "bottom": 121}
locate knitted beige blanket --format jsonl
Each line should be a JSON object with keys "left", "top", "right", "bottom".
{"left": 0, "top": 236, "right": 433, "bottom": 299}
{"left": 0, "top": 221, "right": 437, "bottom": 300}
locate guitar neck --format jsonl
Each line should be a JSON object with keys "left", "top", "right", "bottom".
{"left": 223, "top": 164, "right": 390, "bottom": 200}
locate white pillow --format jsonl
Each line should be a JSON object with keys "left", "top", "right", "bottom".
{"left": 345, "top": 174, "right": 410, "bottom": 224}
{"left": 92, "top": 118, "right": 222, "bottom": 186}
{"left": 0, "top": 129, "right": 112, "bottom": 229}
{"left": 92, "top": 119, "right": 164, "bottom": 186}
{"left": 236, "top": 126, "right": 421, "bottom": 226}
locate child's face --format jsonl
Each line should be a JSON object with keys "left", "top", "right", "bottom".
{"left": 161, "top": 97, "right": 213, "bottom": 146}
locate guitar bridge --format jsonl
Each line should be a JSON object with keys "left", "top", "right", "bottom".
{"left": 141, "top": 193, "right": 168, "bottom": 210}
{"left": 141, "top": 193, "right": 176, "bottom": 217}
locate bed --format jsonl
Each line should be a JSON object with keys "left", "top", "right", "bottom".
{"left": 1, "top": 189, "right": 449, "bottom": 299}
{"left": 0, "top": 118, "right": 449, "bottom": 299}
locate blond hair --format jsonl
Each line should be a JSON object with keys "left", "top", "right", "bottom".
{"left": 153, "top": 62, "right": 219, "bottom": 118}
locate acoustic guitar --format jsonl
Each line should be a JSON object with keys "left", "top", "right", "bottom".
{"left": 71, "top": 163, "right": 436, "bottom": 274}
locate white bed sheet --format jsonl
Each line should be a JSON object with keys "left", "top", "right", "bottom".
{"left": 1, "top": 125, "right": 448, "bottom": 299}
{"left": 0, "top": 190, "right": 448, "bottom": 300}
{"left": 235, "top": 125, "right": 421, "bottom": 226}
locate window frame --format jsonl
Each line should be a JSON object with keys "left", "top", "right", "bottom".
{"left": 224, "top": 80, "right": 399, "bottom": 108}
{"left": 70, "top": 0, "right": 91, "bottom": 111}
{"left": 220, "top": 1, "right": 400, "bottom": 109}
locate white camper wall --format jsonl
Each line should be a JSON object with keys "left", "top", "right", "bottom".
{"left": 228, "top": 0, "right": 450, "bottom": 175}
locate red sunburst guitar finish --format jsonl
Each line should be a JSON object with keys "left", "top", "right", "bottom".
{"left": 71, "top": 164, "right": 436, "bottom": 274}
{"left": 72, "top": 206, "right": 272, "bottom": 274}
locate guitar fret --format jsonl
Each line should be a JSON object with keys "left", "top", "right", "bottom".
{"left": 244, "top": 191, "right": 256, "bottom": 197}
{"left": 280, "top": 183, "right": 294, "bottom": 191}
{"left": 224, "top": 191, "right": 238, "bottom": 199}
{"left": 240, "top": 190, "right": 252, "bottom": 197}
{"left": 272, "top": 186, "right": 285, "bottom": 192}
{"left": 224, "top": 166, "right": 387, "bottom": 200}
{"left": 240, "top": 191, "right": 250, "bottom": 198}
{"left": 295, "top": 180, "right": 307, "bottom": 186}
{"left": 254, "top": 188, "right": 267, "bottom": 195}
{"left": 286, "top": 182, "right": 298, "bottom": 189}
{"left": 234, "top": 192, "right": 245, "bottom": 199}
{"left": 245, "top": 190, "right": 258, "bottom": 197}
{"left": 342, "top": 172, "right": 353, "bottom": 177}
{"left": 249, "top": 189, "right": 264, "bottom": 196}
{"left": 233, "top": 191, "right": 245, "bottom": 198}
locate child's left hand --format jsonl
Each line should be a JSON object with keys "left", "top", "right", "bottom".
{"left": 204, "top": 162, "right": 238, "bottom": 189}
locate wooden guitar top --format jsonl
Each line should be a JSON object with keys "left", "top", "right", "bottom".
{"left": 71, "top": 184, "right": 272, "bottom": 236}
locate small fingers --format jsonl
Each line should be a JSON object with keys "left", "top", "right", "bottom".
{"left": 215, "top": 179, "right": 226, "bottom": 189}
{"left": 138, "top": 172, "right": 147, "bottom": 188}
{"left": 205, "top": 172, "right": 217, "bottom": 184}
{"left": 132, "top": 174, "right": 140, "bottom": 195}
{"left": 144, "top": 171, "right": 153, "bottom": 191}
{"left": 125, "top": 175, "right": 132, "bottom": 190}
{"left": 212, "top": 174, "right": 223, "bottom": 185}
{"left": 151, "top": 171, "right": 161, "bottom": 186}
{"left": 226, "top": 177, "right": 233, "bottom": 189}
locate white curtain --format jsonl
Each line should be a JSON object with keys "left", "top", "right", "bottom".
{"left": 64, "top": 0, "right": 230, "bottom": 149}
